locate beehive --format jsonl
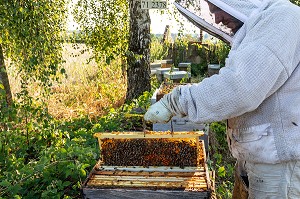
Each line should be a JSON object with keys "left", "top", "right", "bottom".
{"left": 82, "top": 131, "right": 213, "bottom": 199}
{"left": 156, "top": 68, "right": 179, "bottom": 83}
{"left": 161, "top": 59, "right": 173, "bottom": 68}
{"left": 164, "top": 71, "right": 191, "bottom": 83}
{"left": 178, "top": 62, "right": 191, "bottom": 71}
{"left": 208, "top": 64, "right": 220, "bottom": 77}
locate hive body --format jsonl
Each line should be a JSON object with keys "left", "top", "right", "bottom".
{"left": 82, "top": 131, "right": 213, "bottom": 198}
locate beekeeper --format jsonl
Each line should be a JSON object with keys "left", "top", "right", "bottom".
{"left": 144, "top": 0, "right": 300, "bottom": 198}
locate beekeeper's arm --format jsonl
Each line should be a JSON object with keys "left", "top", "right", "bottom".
{"left": 145, "top": 41, "right": 287, "bottom": 124}
{"left": 144, "top": 87, "right": 185, "bottom": 123}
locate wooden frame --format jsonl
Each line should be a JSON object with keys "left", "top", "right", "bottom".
{"left": 82, "top": 131, "right": 213, "bottom": 198}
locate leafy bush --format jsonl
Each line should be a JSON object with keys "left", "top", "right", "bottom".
{"left": 0, "top": 100, "right": 99, "bottom": 198}
{"left": 0, "top": 89, "right": 155, "bottom": 198}
{"left": 208, "top": 121, "right": 235, "bottom": 199}
{"left": 150, "top": 35, "right": 170, "bottom": 62}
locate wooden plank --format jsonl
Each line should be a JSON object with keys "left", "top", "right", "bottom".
{"left": 82, "top": 188, "right": 211, "bottom": 199}
{"left": 87, "top": 179, "right": 208, "bottom": 190}
{"left": 93, "top": 170, "right": 207, "bottom": 177}
{"left": 96, "top": 166, "right": 205, "bottom": 173}
{"left": 90, "top": 175, "right": 207, "bottom": 182}
{"left": 82, "top": 160, "right": 212, "bottom": 199}
{"left": 94, "top": 131, "right": 204, "bottom": 139}
{"left": 86, "top": 170, "right": 209, "bottom": 189}
{"left": 200, "top": 140, "right": 212, "bottom": 190}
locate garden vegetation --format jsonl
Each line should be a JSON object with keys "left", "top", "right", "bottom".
{"left": 2, "top": 0, "right": 299, "bottom": 198}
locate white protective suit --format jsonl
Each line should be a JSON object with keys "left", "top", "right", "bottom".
{"left": 176, "top": 0, "right": 300, "bottom": 164}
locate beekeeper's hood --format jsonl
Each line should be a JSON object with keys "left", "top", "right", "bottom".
{"left": 206, "top": 0, "right": 265, "bottom": 23}
{"left": 174, "top": 0, "right": 269, "bottom": 44}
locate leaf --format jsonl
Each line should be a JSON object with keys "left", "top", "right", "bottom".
{"left": 0, "top": 180, "right": 11, "bottom": 187}
{"left": 63, "top": 181, "right": 71, "bottom": 187}
{"left": 60, "top": 68, "right": 66, "bottom": 74}
{"left": 218, "top": 166, "right": 226, "bottom": 177}
{"left": 81, "top": 163, "right": 90, "bottom": 170}
{"left": 79, "top": 168, "right": 86, "bottom": 177}
{"left": 59, "top": 148, "right": 67, "bottom": 154}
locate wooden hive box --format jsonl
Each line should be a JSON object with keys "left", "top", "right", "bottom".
{"left": 178, "top": 62, "right": 191, "bottom": 72}
{"left": 161, "top": 59, "right": 173, "bottom": 68}
{"left": 82, "top": 131, "right": 213, "bottom": 199}
{"left": 163, "top": 71, "right": 191, "bottom": 83}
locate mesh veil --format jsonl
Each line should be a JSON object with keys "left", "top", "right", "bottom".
{"left": 174, "top": 0, "right": 264, "bottom": 44}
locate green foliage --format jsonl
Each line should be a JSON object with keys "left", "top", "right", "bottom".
{"left": 208, "top": 121, "right": 235, "bottom": 199}
{"left": 93, "top": 91, "right": 153, "bottom": 132}
{"left": 0, "top": 64, "right": 150, "bottom": 199}
{"left": 189, "top": 43, "right": 211, "bottom": 77}
{"left": 0, "top": 0, "right": 68, "bottom": 93}
{"left": 190, "top": 63, "right": 207, "bottom": 77}
{"left": 73, "top": 0, "right": 129, "bottom": 64}
{"left": 0, "top": 95, "right": 99, "bottom": 198}
{"left": 196, "top": 41, "right": 230, "bottom": 67}
{"left": 173, "top": 35, "right": 190, "bottom": 66}
{"left": 150, "top": 35, "right": 169, "bottom": 62}
{"left": 214, "top": 41, "right": 231, "bottom": 67}
{"left": 290, "top": 0, "right": 300, "bottom": 6}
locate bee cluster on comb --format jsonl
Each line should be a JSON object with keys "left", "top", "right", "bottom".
{"left": 100, "top": 137, "right": 204, "bottom": 168}
{"left": 94, "top": 131, "right": 206, "bottom": 168}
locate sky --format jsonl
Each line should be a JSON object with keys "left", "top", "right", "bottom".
{"left": 67, "top": 1, "right": 200, "bottom": 34}
{"left": 149, "top": 9, "right": 199, "bottom": 34}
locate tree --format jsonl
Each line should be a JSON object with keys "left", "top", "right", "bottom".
{"left": 0, "top": 1, "right": 68, "bottom": 104}
{"left": 73, "top": 0, "right": 129, "bottom": 65}
{"left": 73, "top": 0, "right": 151, "bottom": 101}
{"left": 126, "top": 0, "right": 151, "bottom": 100}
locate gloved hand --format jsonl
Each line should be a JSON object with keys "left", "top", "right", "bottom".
{"left": 144, "top": 86, "right": 185, "bottom": 123}
{"left": 144, "top": 100, "right": 173, "bottom": 123}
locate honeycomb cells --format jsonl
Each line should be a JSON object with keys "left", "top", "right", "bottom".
{"left": 101, "top": 138, "right": 201, "bottom": 168}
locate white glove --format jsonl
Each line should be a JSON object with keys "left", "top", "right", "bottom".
{"left": 144, "top": 100, "right": 173, "bottom": 123}
{"left": 144, "top": 86, "right": 185, "bottom": 123}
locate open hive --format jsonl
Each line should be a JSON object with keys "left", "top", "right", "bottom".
{"left": 82, "top": 131, "right": 213, "bottom": 198}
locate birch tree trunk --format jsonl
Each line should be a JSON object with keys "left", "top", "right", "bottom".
{"left": 0, "top": 44, "right": 12, "bottom": 106}
{"left": 126, "top": 0, "right": 151, "bottom": 101}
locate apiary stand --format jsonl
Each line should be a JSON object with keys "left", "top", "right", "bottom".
{"left": 81, "top": 131, "right": 213, "bottom": 199}
{"left": 156, "top": 68, "right": 179, "bottom": 83}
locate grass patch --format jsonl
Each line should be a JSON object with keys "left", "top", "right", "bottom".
{"left": 7, "top": 43, "right": 127, "bottom": 120}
